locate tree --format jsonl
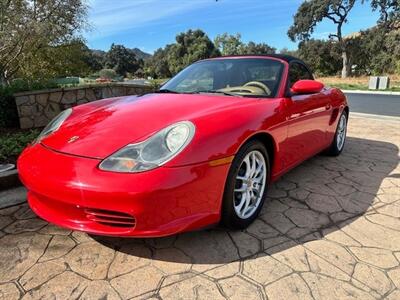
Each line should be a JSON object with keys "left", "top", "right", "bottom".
{"left": 370, "top": 0, "right": 400, "bottom": 30}
{"left": 362, "top": 0, "right": 400, "bottom": 74}
{"left": 18, "top": 39, "right": 92, "bottom": 80}
{"left": 214, "top": 33, "right": 275, "bottom": 55}
{"left": 144, "top": 46, "right": 172, "bottom": 79}
{"left": 99, "top": 69, "right": 118, "bottom": 80}
{"left": 297, "top": 39, "right": 342, "bottom": 76}
{"left": 279, "top": 48, "right": 299, "bottom": 57}
{"left": 167, "top": 29, "right": 220, "bottom": 75}
{"left": 0, "top": 0, "right": 88, "bottom": 84}
{"left": 85, "top": 50, "right": 105, "bottom": 72}
{"left": 288, "top": 0, "right": 356, "bottom": 78}
{"left": 145, "top": 30, "right": 219, "bottom": 78}
{"left": 214, "top": 33, "right": 244, "bottom": 55}
{"left": 244, "top": 42, "right": 275, "bottom": 55}
{"left": 358, "top": 26, "right": 400, "bottom": 74}
{"left": 104, "top": 44, "right": 140, "bottom": 77}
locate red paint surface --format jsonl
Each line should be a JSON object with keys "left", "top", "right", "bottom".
{"left": 18, "top": 56, "right": 347, "bottom": 237}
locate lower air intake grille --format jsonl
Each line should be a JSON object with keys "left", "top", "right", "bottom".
{"left": 84, "top": 208, "right": 135, "bottom": 228}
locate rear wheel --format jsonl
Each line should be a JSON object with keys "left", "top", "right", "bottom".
{"left": 221, "top": 140, "right": 270, "bottom": 229}
{"left": 326, "top": 111, "right": 348, "bottom": 156}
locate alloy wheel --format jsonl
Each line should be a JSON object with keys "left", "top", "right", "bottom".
{"left": 233, "top": 150, "right": 267, "bottom": 219}
{"left": 336, "top": 114, "right": 347, "bottom": 151}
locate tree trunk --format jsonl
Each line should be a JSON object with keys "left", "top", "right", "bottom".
{"left": 0, "top": 73, "right": 7, "bottom": 86}
{"left": 341, "top": 50, "right": 351, "bottom": 78}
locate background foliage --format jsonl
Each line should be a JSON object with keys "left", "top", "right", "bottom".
{"left": 0, "top": 128, "right": 40, "bottom": 163}
{"left": 0, "top": 0, "right": 399, "bottom": 130}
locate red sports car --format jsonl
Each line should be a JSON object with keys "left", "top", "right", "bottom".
{"left": 18, "top": 55, "right": 348, "bottom": 237}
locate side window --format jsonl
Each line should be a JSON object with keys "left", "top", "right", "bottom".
{"left": 288, "top": 62, "right": 313, "bottom": 88}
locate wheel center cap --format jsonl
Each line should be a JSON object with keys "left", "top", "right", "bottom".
{"left": 245, "top": 179, "right": 253, "bottom": 189}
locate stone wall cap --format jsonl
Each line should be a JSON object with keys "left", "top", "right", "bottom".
{"left": 13, "top": 83, "right": 150, "bottom": 97}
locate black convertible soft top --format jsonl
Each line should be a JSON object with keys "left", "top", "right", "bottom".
{"left": 218, "top": 54, "right": 306, "bottom": 65}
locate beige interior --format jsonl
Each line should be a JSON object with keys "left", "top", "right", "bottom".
{"left": 218, "top": 81, "right": 271, "bottom": 96}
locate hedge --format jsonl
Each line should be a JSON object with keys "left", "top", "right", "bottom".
{"left": 0, "top": 80, "right": 58, "bottom": 128}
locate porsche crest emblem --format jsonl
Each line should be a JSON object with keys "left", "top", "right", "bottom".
{"left": 67, "top": 136, "right": 80, "bottom": 143}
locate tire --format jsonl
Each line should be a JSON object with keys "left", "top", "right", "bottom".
{"left": 326, "top": 111, "right": 348, "bottom": 156}
{"left": 221, "top": 140, "right": 270, "bottom": 229}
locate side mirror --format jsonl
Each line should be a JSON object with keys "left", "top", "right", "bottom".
{"left": 291, "top": 80, "right": 324, "bottom": 95}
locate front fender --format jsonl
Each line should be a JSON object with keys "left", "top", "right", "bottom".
{"left": 164, "top": 98, "right": 287, "bottom": 167}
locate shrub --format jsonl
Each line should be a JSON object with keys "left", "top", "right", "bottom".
{"left": 0, "top": 87, "right": 19, "bottom": 128}
{"left": 396, "top": 60, "right": 400, "bottom": 75}
{"left": 134, "top": 68, "right": 144, "bottom": 78}
{"left": 99, "top": 69, "right": 118, "bottom": 80}
{"left": 0, "top": 129, "right": 40, "bottom": 163}
{"left": 0, "top": 79, "right": 58, "bottom": 128}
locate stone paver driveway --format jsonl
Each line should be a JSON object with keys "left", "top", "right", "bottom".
{"left": 1, "top": 115, "right": 399, "bottom": 300}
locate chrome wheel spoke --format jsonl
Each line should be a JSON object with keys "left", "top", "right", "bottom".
{"left": 243, "top": 155, "right": 251, "bottom": 177}
{"left": 234, "top": 186, "right": 247, "bottom": 192}
{"left": 236, "top": 192, "right": 246, "bottom": 212}
{"left": 250, "top": 152, "right": 257, "bottom": 177}
{"left": 242, "top": 191, "right": 251, "bottom": 215}
{"left": 253, "top": 163, "right": 263, "bottom": 179}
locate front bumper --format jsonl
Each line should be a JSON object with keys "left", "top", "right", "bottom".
{"left": 18, "top": 144, "right": 230, "bottom": 237}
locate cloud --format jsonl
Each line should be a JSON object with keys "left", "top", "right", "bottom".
{"left": 87, "top": 0, "right": 212, "bottom": 37}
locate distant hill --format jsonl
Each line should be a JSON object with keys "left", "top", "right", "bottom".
{"left": 130, "top": 48, "right": 151, "bottom": 60}
{"left": 91, "top": 49, "right": 106, "bottom": 56}
{"left": 90, "top": 48, "right": 151, "bottom": 60}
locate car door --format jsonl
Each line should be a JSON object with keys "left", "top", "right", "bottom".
{"left": 284, "top": 62, "right": 332, "bottom": 169}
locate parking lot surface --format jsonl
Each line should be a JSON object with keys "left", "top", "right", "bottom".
{"left": 0, "top": 115, "right": 399, "bottom": 300}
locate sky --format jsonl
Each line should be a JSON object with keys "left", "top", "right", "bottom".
{"left": 85, "top": 0, "right": 380, "bottom": 53}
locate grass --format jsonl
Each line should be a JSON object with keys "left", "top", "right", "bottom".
{"left": 0, "top": 128, "right": 40, "bottom": 164}
{"left": 318, "top": 75, "right": 400, "bottom": 92}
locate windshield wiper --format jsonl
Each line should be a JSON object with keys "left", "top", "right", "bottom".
{"left": 190, "top": 90, "right": 242, "bottom": 97}
{"left": 155, "top": 89, "right": 179, "bottom": 94}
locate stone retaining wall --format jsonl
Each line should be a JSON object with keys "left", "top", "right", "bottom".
{"left": 14, "top": 84, "right": 153, "bottom": 129}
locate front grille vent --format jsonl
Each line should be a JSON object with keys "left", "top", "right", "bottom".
{"left": 84, "top": 208, "right": 135, "bottom": 228}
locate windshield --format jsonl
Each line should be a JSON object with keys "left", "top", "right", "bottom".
{"left": 161, "top": 58, "right": 284, "bottom": 98}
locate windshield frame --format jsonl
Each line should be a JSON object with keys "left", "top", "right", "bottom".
{"left": 160, "top": 57, "right": 286, "bottom": 99}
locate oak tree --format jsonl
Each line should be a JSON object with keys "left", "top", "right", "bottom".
{"left": 104, "top": 44, "right": 140, "bottom": 77}
{"left": 370, "top": 0, "right": 399, "bottom": 30}
{"left": 0, "top": 0, "right": 88, "bottom": 84}
{"left": 214, "top": 33, "right": 275, "bottom": 56}
{"left": 288, "top": 0, "right": 356, "bottom": 78}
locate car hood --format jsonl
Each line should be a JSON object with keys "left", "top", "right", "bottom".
{"left": 41, "top": 93, "right": 256, "bottom": 159}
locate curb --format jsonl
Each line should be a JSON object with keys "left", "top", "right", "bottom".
{"left": 0, "top": 187, "right": 26, "bottom": 209}
{"left": 350, "top": 112, "right": 400, "bottom": 122}
{"left": 343, "top": 90, "right": 400, "bottom": 96}
{"left": 0, "top": 169, "right": 22, "bottom": 191}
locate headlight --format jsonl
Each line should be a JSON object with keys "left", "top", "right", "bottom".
{"left": 99, "top": 121, "right": 195, "bottom": 173}
{"left": 35, "top": 108, "right": 72, "bottom": 143}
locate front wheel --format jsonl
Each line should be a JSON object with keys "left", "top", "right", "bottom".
{"left": 221, "top": 140, "right": 270, "bottom": 229}
{"left": 326, "top": 111, "right": 348, "bottom": 156}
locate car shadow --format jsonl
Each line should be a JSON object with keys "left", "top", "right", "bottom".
{"left": 94, "top": 136, "right": 399, "bottom": 265}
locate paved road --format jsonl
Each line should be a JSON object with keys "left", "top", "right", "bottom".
{"left": 1, "top": 116, "right": 400, "bottom": 299}
{"left": 345, "top": 92, "right": 400, "bottom": 117}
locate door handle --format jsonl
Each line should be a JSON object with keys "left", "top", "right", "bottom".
{"left": 325, "top": 104, "right": 331, "bottom": 110}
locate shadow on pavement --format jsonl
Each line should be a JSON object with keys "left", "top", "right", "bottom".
{"left": 94, "top": 136, "right": 399, "bottom": 264}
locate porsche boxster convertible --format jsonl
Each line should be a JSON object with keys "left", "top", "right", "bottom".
{"left": 18, "top": 55, "right": 348, "bottom": 237}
